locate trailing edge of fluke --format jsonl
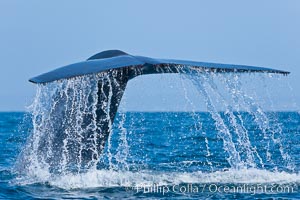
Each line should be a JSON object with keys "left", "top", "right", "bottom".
{"left": 29, "top": 50, "right": 290, "bottom": 84}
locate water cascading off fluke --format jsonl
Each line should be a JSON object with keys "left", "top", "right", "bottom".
{"left": 27, "top": 50, "right": 290, "bottom": 173}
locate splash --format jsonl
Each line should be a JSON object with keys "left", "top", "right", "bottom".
{"left": 15, "top": 66, "right": 297, "bottom": 188}
{"left": 14, "top": 168, "right": 300, "bottom": 190}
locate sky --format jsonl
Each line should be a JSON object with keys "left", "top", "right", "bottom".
{"left": 0, "top": 0, "right": 299, "bottom": 111}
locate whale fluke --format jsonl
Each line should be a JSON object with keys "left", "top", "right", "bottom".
{"left": 30, "top": 50, "right": 289, "bottom": 84}
{"left": 28, "top": 50, "right": 290, "bottom": 169}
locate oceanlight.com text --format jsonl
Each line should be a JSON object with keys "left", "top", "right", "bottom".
{"left": 131, "top": 183, "right": 296, "bottom": 195}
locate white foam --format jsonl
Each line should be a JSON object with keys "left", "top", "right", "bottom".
{"left": 16, "top": 168, "right": 300, "bottom": 189}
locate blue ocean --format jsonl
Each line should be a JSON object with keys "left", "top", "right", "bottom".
{"left": 0, "top": 111, "right": 299, "bottom": 199}
{"left": 1, "top": 73, "right": 300, "bottom": 199}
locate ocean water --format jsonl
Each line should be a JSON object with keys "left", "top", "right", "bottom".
{"left": 1, "top": 71, "right": 300, "bottom": 199}
{"left": 0, "top": 111, "right": 299, "bottom": 199}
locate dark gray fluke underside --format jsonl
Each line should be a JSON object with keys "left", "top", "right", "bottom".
{"left": 29, "top": 50, "right": 289, "bottom": 84}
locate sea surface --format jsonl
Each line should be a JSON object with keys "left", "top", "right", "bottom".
{"left": 0, "top": 111, "right": 299, "bottom": 199}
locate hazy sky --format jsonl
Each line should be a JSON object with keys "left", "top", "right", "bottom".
{"left": 0, "top": 1, "right": 299, "bottom": 111}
